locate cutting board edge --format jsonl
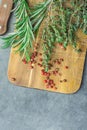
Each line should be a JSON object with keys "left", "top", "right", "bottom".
{"left": 7, "top": 70, "right": 82, "bottom": 94}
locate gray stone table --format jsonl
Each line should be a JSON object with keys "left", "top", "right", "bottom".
{"left": 0, "top": 3, "right": 87, "bottom": 130}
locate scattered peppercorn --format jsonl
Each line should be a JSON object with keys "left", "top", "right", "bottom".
{"left": 63, "top": 79, "right": 67, "bottom": 82}
{"left": 65, "top": 66, "right": 69, "bottom": 69}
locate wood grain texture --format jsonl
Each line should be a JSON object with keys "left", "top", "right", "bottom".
{"left": 8, "top": 0, "right": 87, "bottom": 94}
{"left": 0, "top": 0, "right": 13, "bottom": 35}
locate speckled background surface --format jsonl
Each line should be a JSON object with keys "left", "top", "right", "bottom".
{"left": 0, "top": 1, "right": 87, "bottom": 130}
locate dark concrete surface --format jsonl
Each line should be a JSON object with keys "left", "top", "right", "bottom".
{"left": 0, "top": 4, "right": 87, "bottom": 130}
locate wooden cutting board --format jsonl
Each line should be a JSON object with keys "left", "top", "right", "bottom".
{"left": 7, "top": 30, "right": 87, "bottom": 94}
{"left": 7, "top": 0, "right": 87, "bottom": 94}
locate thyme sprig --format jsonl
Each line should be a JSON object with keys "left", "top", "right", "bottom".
{"left": 82, "top": 0, "right": 87, "bottom": 34}
{"left": 42, "top": 0, "right": 87, "bottom": 71}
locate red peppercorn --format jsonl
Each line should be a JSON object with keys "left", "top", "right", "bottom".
{"left": 53, "top": 71, "right": 56, "bottom": 75}
{"left": 34, "top": 51, "right": 38, "bottom": 56}
{"left": 44, "top": 72, "right": 48, "bottom": 76}
{"left": 38, "top": 63, "right": 41, "bottom": 66}
{"left": 55, "top": 87, "right": 57, "bottom": 90}
{"left": 46, "top": 84, "right": 50, "bottom": 88}
{"left": 59, "top": 43, "right": 62, "bottom": 46}
{"left": 31, "top": 66, "right": 34, "bottom": 69}
{"left": 44, "top": 80, "right": 48, "bottom": 83}
{"left": 32, "top": 54, "right": 35, "bottom": 58}
{"left": 51, "top": 86, "right": 53, "bottom": 88}
{"left": 39, "top": 58, "right": 43, "bottom": 62}
{"left": 46, "top": 76, "right": 49, "bottom": 80}
{"left": 63, "top": 79, "right": 67, "bottom": 82}
{"left": 38, "top": 63, "right": 42, "bottom": 67}
{"left": 47, "top": 73, "right": 50, "bottom": 77}
{"left": 22, "top": 59, "right": 27, "bottom": 64}
{"left": 49, "top": 79, "right": 53, "bottom": 84}
{"left": 12, "top": 78, "right": 16, "bottom": 81}
{"left": 60, "top": 58, "right": 64, "bottom": 61}
{"left": 42, "top": 72, "right": 45, "bottom": 75}
{"left": 41, "top": 69, "right": 44, "bottom": 72}
{"left": 57, "top": 61, "right": 61, "bottom": 64}
{"left": 39, "top": 53, "right": 42, "bottom": 56}
{"left": 65, "top": 66, "right": 69, "bottom": 69}
{"left": 59, "top": 43, "right": 63, "bottom": 48}
{"left": 31, "top": 58, "right": 34, "bottom": 62}
{"left": 46, "top": 85, "right": 49, "bottom": 88}
{"left": 55, "top": 71, "right": 58, "bottom": 74}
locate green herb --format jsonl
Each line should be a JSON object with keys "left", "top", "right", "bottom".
{"left": 42, "top": 0, "right": 87, "bottom": 71}
{"left": 2, "top": 0, "right": 51, "bottom": 61}
{"left": 2, "top": 0, "right": 34, "bottom": 61}
{"left": 1, "top": 0, "right": 87, "bottom": 71}
{"left": 30, "top": 0, "right": 51, "bottom": 36}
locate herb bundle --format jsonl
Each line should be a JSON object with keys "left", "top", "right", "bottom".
{"left": 1, "top": 0, "right": 87, "bottom": 71}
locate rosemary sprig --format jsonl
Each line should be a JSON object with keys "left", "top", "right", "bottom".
{"left": 30, "top": 0, "right": 51, "bottom": 36}
{"left": 2, "top": 0, "right": 51, "bottom": 61}
{"left": 2, "top": 0, "right": 34, "bottom": 61}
